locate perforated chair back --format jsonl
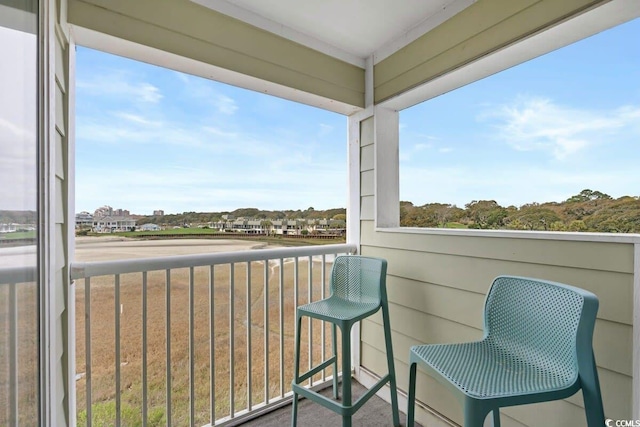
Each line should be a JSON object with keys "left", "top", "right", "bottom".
{"left": 484, "top": 276, "right": 587, "bottom": 389}
{"left": 330, "top": 255, "right": 384, "bottom": 305}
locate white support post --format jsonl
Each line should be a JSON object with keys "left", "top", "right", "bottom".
{"left": 347, "top": 116, "right": 361, "bottom": 253}
{"left": 347, "top": 114, "right": 362, "bottom": 377}
{"left": 374, "top": 106, "right": 399, "bottom": 229}
{"left": 633, "top": 243, "right": 640, "bottom": 420}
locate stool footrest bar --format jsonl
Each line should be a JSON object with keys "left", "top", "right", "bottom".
{"left": 296, "top": 357, "right": 336, "bottom": 384}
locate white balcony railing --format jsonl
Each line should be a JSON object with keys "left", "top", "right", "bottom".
{"left": 70, "top": 243, "right": 356, "bottom": 426}
{"left": 0, "top": 265, "right": 37, "bottom": 427}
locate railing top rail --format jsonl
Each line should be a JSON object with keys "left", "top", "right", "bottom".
{"left": 70, "top": 243, "right": 357, "bottom": 279}
{"left": 0, "top": 265, "right": 37, "bottom": 285}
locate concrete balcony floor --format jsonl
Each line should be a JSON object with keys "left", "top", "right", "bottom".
{"left": 242, "top": 380, "right": 422, "bottom": 427}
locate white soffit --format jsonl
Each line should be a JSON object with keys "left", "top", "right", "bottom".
{"left": 192, "top": 0, "right": 476, "bottom": 67}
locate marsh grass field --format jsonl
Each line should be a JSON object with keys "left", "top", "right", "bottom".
{"left": 0, "top": 282, "right": 39, "bottom": 426}
{"left": 74, "top": 238, "right": 342, "bottom": 426}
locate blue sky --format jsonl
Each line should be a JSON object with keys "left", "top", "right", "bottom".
{"left": 76, "top": 18, "right": 639, "bottom": 215}
{"left": 399, "top": 17, "right": 640, "bottom": 208}
{"left": 75, "top": 51, "right": 347, "bottom": 214}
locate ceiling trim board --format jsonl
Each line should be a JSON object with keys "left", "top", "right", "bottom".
{"left": 380, "top": 0, "right": 640, "bottom": 111}
{"left": 70, "top": 25, "right": 363, "bottom": 116}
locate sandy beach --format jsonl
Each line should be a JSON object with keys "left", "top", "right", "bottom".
{"left": 74, "top": 236, "right": 272, "bottom": 262}
{"left": 0, "top": 237, "right": 269, "bottom": 268}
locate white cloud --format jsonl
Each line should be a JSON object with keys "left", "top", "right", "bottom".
{"left": 0, "top": 117, "right": 35, "bottom": 140}
{"left": 439, "top": 147, "right": 453, "bottom": 153}
{"left": 112, "top": 112, "right": 162, "bottom": 126}
{"left": 203, "top": 126, "right": 238, "bottom": 139}
{"left": 485, "top": 97, "right": 640, "bottom": 160}
{"left": 177, "top": 73, "right": 238, "bottom": 115}
{"left": 77, "top": 71, "right": 163, "bottom": 103}
{"left": 319, "top": 123, "right": 333, "bottom": 135}
{"left": 213, "top": 94, "right": 238, "bottom": 115}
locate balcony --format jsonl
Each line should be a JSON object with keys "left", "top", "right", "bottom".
{"left": 2, "top": 0, "right": 639, "bottom": 425}
{"left": 4, "top": 231, "right": 637, "bottom": 426}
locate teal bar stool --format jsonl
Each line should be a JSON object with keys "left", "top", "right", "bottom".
{"left": 407, "top": 275, "right": 605, "bottom": 427}
{"left": 291, "top": 255, "right": 400, "bottom": 427}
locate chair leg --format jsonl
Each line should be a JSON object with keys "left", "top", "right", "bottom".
{"left": 407, "top": 362, "right": 417, "bottom": 427}
{"left": 463, "top": 400, "right": 491, "bottom": 427}
{"left": 291, "top": 314, "right": 303, "bottom": 427}
{"left": 581, "top": 353, "right": 605, "bottom": 427}
{"left": 493, "top": 409, "right": 501, "bottom": 427}
{"left": 332, "top": 323, "right": 339, "bottom": 399}
{"left": 382, "top": 303, "right": 400, "bottom": 427}
{"left": 341, "top": 324, "right": 352, "bottom": 427}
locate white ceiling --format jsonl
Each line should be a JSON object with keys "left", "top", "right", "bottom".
{"left": 193, "top": 0, "right": 476, "bottom": 67}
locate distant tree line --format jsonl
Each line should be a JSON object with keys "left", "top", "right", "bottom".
{"left": 0, "top": 210, "right": 37, "bottom": 224}
{"left": 80, "top": 188, "right": 640, "bottom": 234}
{"left": 400, "top": 189, "right": 640, "bottom": 233}
{"left": 135, "top": 206, "right": 347, "bottom": 227}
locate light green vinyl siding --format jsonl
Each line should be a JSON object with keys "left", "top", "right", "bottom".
{"left": 359, "top": 220, "right": 634, "bottom": 425}
{"left": 360, "top": 117, "right": 375, "bottom": 220}
{"left": 67, "top": 0, "right": 365, "bottom": 108}
{"left": 374, "top": 0, "right": 606, "bottom": 103}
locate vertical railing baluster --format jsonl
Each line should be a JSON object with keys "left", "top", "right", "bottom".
{"left": 321, "top": 255, "right": 326, "bottom": 382}
{"left": 9, "top": 282, "right": 18, "bottom": 427}
{"left": 246, "top": 261, "right": 252, "bottom": 411}
{"left": 142, "top": 272, "right": 148, "bottom": 427}
{"left": 85, "top": 277, "right": 92, "bottom": 427}
{"left": 189, "top": 267, "right": 195, "bottom": 425}
{"left": 229, "top": 263, "right": 235, "bottom": 418}
{"left": 115, "top": 274, "right": 121, "bottom": 426}
{"left": 279, "top": 258, "right": 284, "bottom": 397}
{"left": 263, "top": 260, "right": 269, "bottom": 404}
{"left": 209, "top": 265, "right": 215, "bottom": 424}
{"left": 166, "top": 269, "right": 172, "bottom": 426}
{"left": 293, "top": 257, "right": 299, "bottom": 391}
{"left": 308, "top": 256, "right": 313, "bottom": 386}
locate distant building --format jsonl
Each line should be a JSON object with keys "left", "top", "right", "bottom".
{"left": 93, "top": 205, "right": 113, "bottom": 217}
{"left": 0, "top": 223, "right": 17, "bottom": 233}
{"left": 153, "top": 210, "right": 164, "bottom": 216}
{"left": 113, "top": 208, "right": 130, "bottom": 217}
{"left": 93, "top": 216, "right": 136, "bottom": 233}
{"left": 75, "top": 211, "right": 93, "bottom": 228}
{"left": 140, "top": 223, "right": 161, "bottom": 231}
{"left": 94, "top": 205, "right": 131, "bottom": 218}
{"left": 205, "top": 217, "right": 345, "bottom": 236}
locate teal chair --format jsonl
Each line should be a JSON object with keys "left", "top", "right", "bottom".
{"left": 407, "top": 275, "right": 605, "bottom": 427}
{"left": 291, "top": 255, "right": 400, "bottom": 427}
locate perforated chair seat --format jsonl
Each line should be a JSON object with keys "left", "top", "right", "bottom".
{"left": 407, "top": 275, "right": 605, "bottom": 427}
{"left": 412, "top": 339, "right": 578, "bottom": 399}
{"left": 297, "top": 296, "right": 380, "bottom": 322}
